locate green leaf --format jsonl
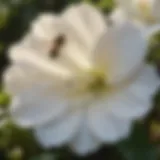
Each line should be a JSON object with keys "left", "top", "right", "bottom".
{"left": 0, "top": 92, "right": 10, "bottom": 108}
{"left": 147, "top": 32, "right": 160, "bottom": 64}
{"left": 153, "top": 89, "right": 160, "bottom": 109}
{"left": 8, "top": 147, "right": 23, "bottom": 160}
{"left": 30, "top": 153, "right": 55, "bottom": 160}
{"left": 84, "top": 0, "right": 114, "bottom": 12}
{"left": 0, "top": 121, "right": 40, "bottom": 158}
{"left": 0, "top": 120, "right": 12, "bottom": 148}
{"left": 8, "top": 123, "right": 40, "bottom": 158}
{"left": 117, "top": 123, "right": 158, "bottom": 160}
{"left": 0, "top": 5, "right": 10, "bottom": 29}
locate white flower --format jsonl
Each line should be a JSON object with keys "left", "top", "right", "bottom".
{"left": 113, "top": 0, "right": 160, "bottom": 25}
{"left": 110, "top": 0, "right": 160, "bottom": 40}
{"left": 4, "top": 3, "right": 159, "bottom": 155}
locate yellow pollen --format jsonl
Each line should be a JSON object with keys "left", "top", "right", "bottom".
{"left": 137, "top": 0, "right": 155, "bottom": 23}
{"left": 86, "top": 69, "right": 107, "bottom": 93}
{"left": 139, "top": 0, "right": 150, "bottom": 12}
{"left": 66, "top": 69, "right": 108, "bottom": 98}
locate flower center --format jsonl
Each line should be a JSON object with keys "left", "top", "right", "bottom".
{"left": 66, "top": 69, "right": 108, "bottom": 98}
{"left": 86, "top": 69, "right": 107, "bottom": 93}
{"left": 136, "top": 0, "right": 155, "bottom": 23}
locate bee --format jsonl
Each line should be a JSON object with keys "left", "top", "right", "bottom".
{"left": 49, "top": 34, "right": 66, "bottom": 58}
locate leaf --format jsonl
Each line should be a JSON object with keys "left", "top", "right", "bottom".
{"left": 0, "top": 5, "right": 10, "bottom": 29}
{"left": 147, "top": 32, "right": 160, "bottom": 64}
{"left": 8, "top": 123, "right": 40, "bottom": 158}
{"left": 0, "top": 120, "right": 12, "bottom": 148}
{"left": 30, "top": 153, "right": 55, "bottom": 160}
{"left": 117, "top": 123, "right": 158, "bottom": 160}
{"left": 84, "top": 0, "right": 114, "bottom": 12}
{"left": 8, "top": 147, "right": 23, "bottom": 160}
{"left": 0, "top": 92, "right": 10, "bottom": 108}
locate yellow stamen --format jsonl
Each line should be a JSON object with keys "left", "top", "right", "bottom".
{"left": 137, "top": 0, "right": 156, "bottom": 23}
{"left": 86, "top": 69, "right": 107, "bottom": 92}
{"left": 66, "top": 68, "right": 108, "bottom": 98}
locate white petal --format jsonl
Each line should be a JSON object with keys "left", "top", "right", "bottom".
{"left": 116, "top": 0, "right": 160, "bottom": 24}
{"left": 69, "top": 116, "right": 101, "bottom": 155}
{"left": 92, "top": 19, "right": 147, "bottom": 85}
{"left": 115, "top": 0, "right": 137, "bottom": 15}
{"left": 4, "top": 60, "right": 70, "bottom": 96}
{"left": 21, "top": 14, "right": 63, "bottom": 58}
{"left": 110, "top": 65, "right": 160, "bottom": 120}
{"left": 88, "top": 102, "right": 133, "bottom": 143}
{"left": 109, "top": 7, "right": 129, "bottom": 26}
{"left": 4, "top": 64, "right": 47, "bottom": 95}
{"left": 152, "top": 0, "right": 160, "bottom": 21}
{"left": 62, "top": 3, "right": 106, "bottom": 50}
{"left": 8, "top": 44, "right": 71, "bottom": 77}
{"left": 115, "top": 0, "right": 132, "bottom": 8}
{"left": 31, "top": 13, "right": 62, "bottom": 41}
{"left": 10, "top": 16, "right": 89, "bottom": 73}
{"left": 110, "top": 9, "right": 160, "bottom": 40}
{"left": 76, "top": 3, "right": 106, "bottom": 40}
{"left": 22, "top": 14, "right": 91, "bottom": 72}
{"left": 143, "top": 24, "right": 160, "bottom": 39}
{"left": 10, "top": 86, "right": 69, "bottom": 127}
{"left": 9, "top": 5, "right": 105, "bottom": 73}
{"left": 34, "top": 110, "right": 83, "bottom": 147}
{"left": 53, "top": 24, "right": 92, "bottom": 71}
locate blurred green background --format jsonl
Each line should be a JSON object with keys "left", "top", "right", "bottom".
{"left": 0, "top": 0, "right": 160, "bottom": 159}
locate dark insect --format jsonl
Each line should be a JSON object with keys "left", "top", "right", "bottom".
{"left": 49, "top": 34, "right": 66, "bottom": 58}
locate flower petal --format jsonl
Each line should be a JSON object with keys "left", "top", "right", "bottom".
{"left": 92, "top": 19, "right": 147, "bottom": 85}
{"left": 62, "top": 3, "right": 106, "bottom": 50}
{"left": 10, "top": 85, "right": 69, "bottom": 127}
{"left": 88, "top": 102, "right": 132, "bottom": 143}
{"left": 9, "top": 4, "right": 106, "bottom": 74}
{"left": 34, "top": 110, "right": 83, "bottom": 147}
{"left": 69, "top": 116, "right": 101, "bottom": 155}
{"left": 143, "top": 24, "right": 160, "bottom": 39}
{"left": 109, "top": 7, "right": 128, "bottom": 26}
{"left": 17, "top": 14, "right": 91, "bottom": 72}
{"left": 31, "top": 13, "right": 62, "bottom": 41}
{"left": 110, "top": 65, "right": 159, "bottom": 120}
{"left": 115, "top": 0, "right": 160, "bottom": 24}
{"left": 153, "top": 0, "right": 160, "bottom": 21}
{"left": 4, "top": 64, "right": 45, "bottom": 95}
{"left": 116, "top": 0, "right": 134, "bottom": 11}
{"left": 8, "top": 43, "right": 72, "bottom": 77}
{"left": 4, "top": 61, "right": 70, "bottom": 96}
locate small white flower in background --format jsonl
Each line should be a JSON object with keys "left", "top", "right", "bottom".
{"left": 112, "top": 0, "right": 160, "bottom": 26}
{"left": 4, "top": 3, "right": 160, "bottom": 156}
{"left": 110, "top": 0, "right": 160, "bottom": 41}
